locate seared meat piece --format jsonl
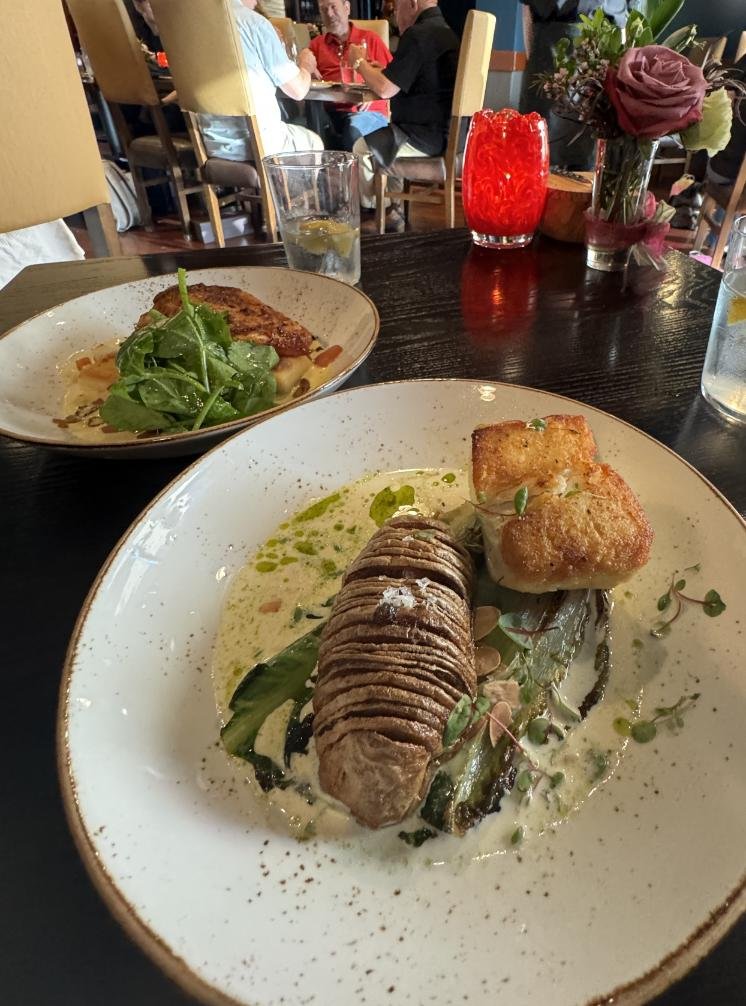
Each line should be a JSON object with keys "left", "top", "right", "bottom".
{"left": 314, "top": 515, "right": 476, "bottom": 829}
{"left": 139, "top": 283, "right": 313, "bottom": 357}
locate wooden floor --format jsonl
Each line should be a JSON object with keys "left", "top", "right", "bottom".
{"left": 71, "top": 192, "right": 467, "bottom": 258}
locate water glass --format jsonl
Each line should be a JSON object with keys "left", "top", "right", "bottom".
{"left": 264, "top": 151, "right": 361, "bottom": 286}
{"left": 701, "top": 215, "right": 746, "bottom": 423}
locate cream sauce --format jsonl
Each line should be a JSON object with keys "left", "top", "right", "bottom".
{"left": 212, "top": 469, "right": 645, "bottom": 857}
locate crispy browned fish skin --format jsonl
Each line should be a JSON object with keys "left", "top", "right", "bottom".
{"left": 472, "top": 415, "right": 654, "bottom": 592}
{"left": 138, "top": 283, "right": 312, "bottom": 357}
{"left": 472, "top": 414, "right": 596, "bottom": 497}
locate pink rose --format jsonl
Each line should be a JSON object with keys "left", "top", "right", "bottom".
{"left": 605, "top": 45, "right": 706, "bottom": 139}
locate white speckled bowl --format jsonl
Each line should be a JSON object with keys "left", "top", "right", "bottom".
{"left": 59, "top": 380, "right": 746, "bottom": 1006}
{"left": 0, "top": 266, "right": 378, "bottom": 458}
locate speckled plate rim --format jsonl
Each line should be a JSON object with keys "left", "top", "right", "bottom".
{"left": 0, "top": 266, "right": 379, "bottom": 453}
{"left": 56, "top": 378, "right": 746, "bottom": 1006}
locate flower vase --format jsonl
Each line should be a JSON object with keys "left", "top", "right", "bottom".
{"left": 461, "top": 109, "right": 549, "bottom": 249}
{"left": 585, "top": 135, "right": 659, "bottom": 272}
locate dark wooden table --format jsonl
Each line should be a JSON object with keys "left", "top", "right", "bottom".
{"left": 1, "top": 231, "right": 744, "bottom": 1006}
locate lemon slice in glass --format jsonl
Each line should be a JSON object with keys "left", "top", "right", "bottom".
{"left": 727, "top": 295, "right": 746, "bottom": 326}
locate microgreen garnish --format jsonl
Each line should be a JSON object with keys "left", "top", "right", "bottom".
{"left": 527, "top": 717, "right": 550, "bottom": 745}
{"left": 613, "top": 693, "right": 700, "bottom": 743}
{"left": 498, "top": 612, "right": 558, "bottom": 651}
{"left": 368, "top": 485, "right": 416, "bottom": 527}
{"left": 398, "top": 827, "right": 437, "bottom": 848}
{"left": 514, "top": 486, "right": 529, "bottom": 516}
{"left": 443, "top": 694, "right": 491, "bottom": 747}
{"left": 511, "top": 826, "right": 524, "bottom": 846}
{"left": 652, "top": 568, "right": 726, "bottom": 636}
{"left": 526, "top": 418, "right": 547, "bottom": 431}
{"left": 412, "top": 529, "right": 435, "bottom": 542}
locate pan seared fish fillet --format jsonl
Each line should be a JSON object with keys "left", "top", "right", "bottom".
{"left": 472, "top": 415, "right": 653, "bottom": 592}
{"left": 139, "top": 283, "right": 313, "bottom": 357}
{"left": 314, "top": 515, "right": 476, "bottom": 829}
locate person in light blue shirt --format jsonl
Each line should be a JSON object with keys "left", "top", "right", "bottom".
{"left": 199, "top": 0, "right": 322, "bottom": 160}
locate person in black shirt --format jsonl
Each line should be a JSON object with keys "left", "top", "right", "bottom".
{"left": 348, "top": 0, "right": 459, "bottom": 209}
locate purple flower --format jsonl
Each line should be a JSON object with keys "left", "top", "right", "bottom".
{"left": 605, "top": 45, "right": 706, "bottom": 138}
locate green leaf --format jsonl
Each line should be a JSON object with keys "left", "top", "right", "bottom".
{"left": 516, "top": 770, "right": 533, "bottom": 793}
{"left": 661, "top": 24, "right": 697, "bottom": 53}
{"left": 527, "top": 716, "right": 550, "bottom": 745}
{"left": 550, "top": 683, "right": 581, "bottom": 723}
{"left": 471, "top": 695, "right": 492, "bottom": 722}
{"left": 613, "top": 717, "right": 632, "bottom": 737}
{"left": 221, "top": 625, "right": 323, "bottom": 789}
{"left": 550, "top": 771, "right": 564, "bottom": 788}
{"left": 703, "top": 589, "right": 726, "bottom": 617}
{"left": 682, "top": 89, "right": 734, "bottom": 156}
{"left": 657, "top": 592, "right": 671, "bottom": 611}
{"left": 514, "top": 486, "right": 529, "bottom": 516}
{"left": 99, "top": 386, "right": 178, "bottom": 432}
{"left": 443, "top": 695, "right": 473, "bottom": 748}
{"left": 641, "top": 0, "right": 686, "bottom": 40}
{"left": 227, "top": 342, "right": 279, "bottom": 374}
{"left": 674, "top": 579, "right": 686, "bottom": 592}
{"left": 526, "top": 418, "right": 547, "bottom": 431}
{"left": 369, "top": 485, "right": 415, "bottom": 527}
{"left": 497, "top": 612, "right": 534, "bottom": 651}
{"left": 630, "top": 720, "right": 657, "bottom": 744}
{"left": 510, "top": 826, "right": 524, "bottom": 846}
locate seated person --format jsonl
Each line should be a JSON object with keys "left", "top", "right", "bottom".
{"left": 347, "top": 0, "right": 459, "bottom": 208}
{"left": 199, "top": 0, "right": 322, "bottom": 160}
{"left": 301, "top": 0, "right": 393, "bottom": 150}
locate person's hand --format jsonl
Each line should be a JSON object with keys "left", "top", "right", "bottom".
{"left": 367, "top": 59, "right": 383, "bottom": 70}
{"left": 348, "top": 43, "right": 366, "bottom": 68}
{"left": 297, "top": 48, "right": 319, "bottom": 77}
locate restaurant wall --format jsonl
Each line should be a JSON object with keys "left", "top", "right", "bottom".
{"left": 477, "top": 0, "right": 525, "bottom": 111}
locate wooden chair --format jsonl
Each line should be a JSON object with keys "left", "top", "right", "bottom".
{"left": 67, "top": 0, "right": 210, "bottom": 239}
{"left": 354, "top": 19, "right": 390, "bottom": 49}
{"left": 374, "top": 9, "right": 495, "bottom": 233}
{"left": 692, "top": 152, "right": 746, "bottom": 269}
{"left": 293, "top": 22, "right": 312, "bottom": 52}
{"left": 270, "top": 16, "right": 296, "bottom": 52}
{"left": 736, "top": 31, "right": 746, "bottom": 63}
{"left": 150, "top": 0, "right": 278, "bottom": 246}
{"left": 689, "top": 35, "right": 727, "bottom": 67}
{"left": 0, "top": 0, "right": 119, "bottom": 256}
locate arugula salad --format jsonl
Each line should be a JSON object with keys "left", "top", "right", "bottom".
{"left": 99, "top": 269, "right": 279, "bottom": 433}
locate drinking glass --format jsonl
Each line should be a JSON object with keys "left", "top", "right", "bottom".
{"left": 264, "top": 151, "right": 361, "bottom": 285}
{"left": 701, "top": 215, "right": 746, "bottom": 423}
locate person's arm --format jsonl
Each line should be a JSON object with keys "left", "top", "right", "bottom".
{"left": 349, "top": 46, "right": 400, "bottom": 98}
{"left": 279, "top": 66, "right": 312, "bottom": 100}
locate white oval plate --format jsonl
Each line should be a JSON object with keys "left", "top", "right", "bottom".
{"left": 0, "top": 266, "right": 378, "bottom": 458}
{"left": 59, "top": 381, "right": 746, "bottom": 1006}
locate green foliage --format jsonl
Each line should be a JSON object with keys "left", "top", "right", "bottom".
{"left": 99, "top": 268, "right": 279, "bottom": 433}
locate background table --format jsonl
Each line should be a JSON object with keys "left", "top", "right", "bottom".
{"left": 1, "top": 231, "right": 744, "bottom": 1006}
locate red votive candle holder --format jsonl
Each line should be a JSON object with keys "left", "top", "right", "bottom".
{"left": 156, "top": 51, "right": 169, "bottom": 68}
{"left": 462, "top": 109, "right": 549, "bottom": 249}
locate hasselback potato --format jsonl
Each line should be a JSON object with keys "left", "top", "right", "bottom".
{"left": 313, "top": 515, "right": 476, "bottom": 828}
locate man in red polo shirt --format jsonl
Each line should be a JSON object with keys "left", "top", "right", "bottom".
{"left": 301, "top": 0, "right": 393, "bottom": 150}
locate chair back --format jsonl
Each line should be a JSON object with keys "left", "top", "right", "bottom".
{"left": 0, "top": 0, "right": 114, "bottom": 245}
{"left": 735, "top": 30, "right": 746, "bottom": 63}
{"left": 151, "top": 0, "right": 259, "bottom": 118}
{"left": 451, "top": 9, "right": 495, "bottom": 119}
{"left": 293, "top": 22, "right": 312, "bottom": 52}
{"left": 689, "top": 35, "right": 727, "bottom": 66}
{"left": 354, "top": 19, "right": 390, "bottom": 49}
{"left": 149, "top": 0, "right": 276, "bottom": 237}
{"left": 269, "top": 16, "right": 295, "bottom": 51}
{"left": 66, "top": 0, "right": 159, "bottom": 106}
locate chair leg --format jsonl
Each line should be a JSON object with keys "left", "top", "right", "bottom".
{"left": 692, "top": 195, "right": 714, "bottom": 252}
{"left": 130, "top": 164, "right": 154, "bottom": 231}
{"left": 170, "top": 166, "right": 192, "bottom": 240}
{"left": 710, "top": 210, "right": 733, "bottom": 270}
{"left": 374, "top": 171, "right": 387, "bottom": 235}
{"left": 82, "top": 203, "right": 122, "bottom": 257}
{"left": 202, "top": 183, "right": 225, "bottom": 248}
{"left": 444, "top": 177, "right": 456, "bottom": 229}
